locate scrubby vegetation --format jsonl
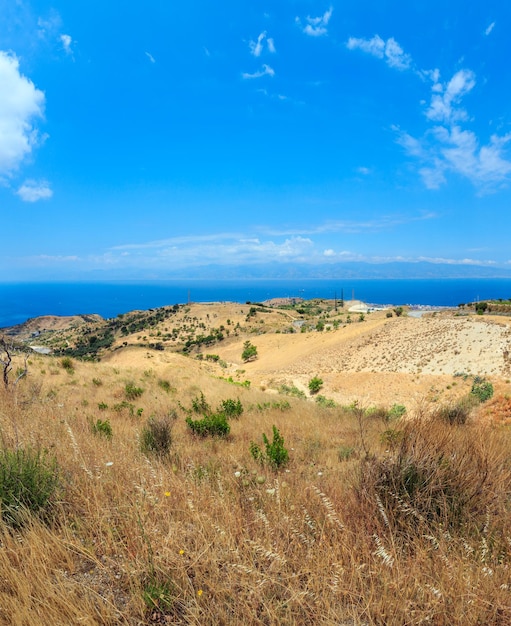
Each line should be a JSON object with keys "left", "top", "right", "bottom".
{"left": 1, "top": 301, "right": 511, "bottom": 624}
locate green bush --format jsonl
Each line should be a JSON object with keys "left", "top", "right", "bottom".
{"left": 435, "top": 399, "right": 473, "bottom": 425}
{"left": 308, "top": 376, "right": 323, "bottom": 395}
{"left": 219, "top": 398, "right": 243, "bottom": 419}
{"left": 470, "top": 378, "right": 494, "bottom": 403}
{"left": 140, "top": 415, "right": 173, "bottom": 456}
{"left": 241, "top": 341, "right": 258, "bottom": 362}
{"left": 157, "top": 379, "right": 174, "bottom": 394}
{"left": 186, "top": 413, "right": 230, "bottom": 438}
{"left": 278, "top": 384, "right": 306, "bottom": 399}
{"left": 60, "top": 357, "right": 74, "bottom": 374}
{"left": 91, "top": 418, "right": 113, "bottom": 439}
{"left": 315, "top": 395, "right": 336, "bottom": 408}
{"left": 0, "top": 447, "right": 59, "bottom": 529}
{"left": 250, "top": 425, "right": 289, "bottom": 469}
{"left": 125, "top": 382, "right": 144, "bottom": 400}
{"left": 191, "top": 392, "right": 211, "bottom": 414}
{"left": 388, "top": 404, "right": 407, "bottom": 420}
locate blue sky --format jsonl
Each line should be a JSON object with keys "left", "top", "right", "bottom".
{"left": 1, "top": 0, "right": 510, "bottom": 280}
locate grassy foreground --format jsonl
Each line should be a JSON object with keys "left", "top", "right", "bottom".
{"left": 0, "top": 351, "right": 511, "bottom": 625}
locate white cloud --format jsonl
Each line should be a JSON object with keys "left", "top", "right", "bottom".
{"left": 425, "top": 69, "right": 475, "bottom": 124}
{"left": 145, "top": 51, "right": 156, "bottom": 63}
{"left": 16, "top": 179, "right": 52, "bottom": 202}
{"left": 242, "top": 64, "right": 275, "bottom": 80}
{"left": 396, "top": 68, "right": 511, "bottom": 191}
{"left": 249, "top": 32, "right": 276, "bottom": 57}
{"left": 485, "top": 22, "right": 495, "bottom": 36}
{"left": 249, "top": 32, "right": 265, "bottom": 57}
{"left": 346, "top": 35, "right": 412, "bottom": 70}
{"left": 356, "top": 166, "right": 371, "bottom": 175}
{"left": 0, "top": 51, "right": 46, "bottom": 177}
{"left": 297, "top": 7, "right": 333, "bottom": 37}
{"left": 60, "top": 34, "right": 73, "bottom": 55}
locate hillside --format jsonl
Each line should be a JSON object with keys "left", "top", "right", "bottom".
{"left": 1, "top": 300, "right": 511, "bottom": 624}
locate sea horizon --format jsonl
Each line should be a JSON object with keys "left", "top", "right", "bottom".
{"left": 1, "top": 278, "right": 511, "bottom": 329}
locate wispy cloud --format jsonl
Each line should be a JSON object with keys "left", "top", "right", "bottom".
{"left": 16, "top": 179, "right": 53, "bottom": 202}
{"left": 425, "top": 69, "right": 475, "bottom": 124}
{"left": 0, "top": 51, "right": 46, "bottom": 178}
{"left": 145, "top": 51, "right": 156, "bottom": 63}
{"left": 296, "top": 7, "right": 333, "bottom": 37}
{"left": 263, "top": 212, "right": 436, "bottom": 237}
{"left": 346, "top": 35, "right": 412, "bottom": 70}
{"left": 396, "top": 69, "right": 511, "bottom": 191}
{"left": 249, "top": 31, "right": 275, "bottom": 57}
{"left": 60, "top": 34, "right": 73, "bottom": 55}
{"left": 242, "top": 64, "right": 275, "bottom": 80}
{"left": 484, "top": 21, "right": 495, "bottom": 36}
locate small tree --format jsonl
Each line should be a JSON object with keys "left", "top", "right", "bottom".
{"left": 242, "top": 341, "right": 258, "bottom": 362}
{"left": 308, "top": 376, "right": 323, "bottom": 395}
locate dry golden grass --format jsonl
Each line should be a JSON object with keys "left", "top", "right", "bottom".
{"left": 1, "top": 339, "right": 511, "bottom": 624}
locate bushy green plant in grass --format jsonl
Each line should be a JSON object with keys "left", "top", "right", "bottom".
{"left": 60, "top": 357, "right": 74, "bottom": 374}
{"left": 190, "top": 392, "right": 211, "bottom": 414}
{"left": 157, "top": 379, "right": 174, "bottom": 394}
{"left": 388, "top": 404, "right": 407, "bottom": 420}
{"left": 470, "top": 378, "right": 494, "bottom": 403}
{"left": 250, "top": 425, "right": 289, "bottom": 469}
{"left": 278, "top": 383, "right": 306, "bottom": 399}
{"left": 186, "top": 413, "right": 230, "bottom": 438}
{"left": 435, "top": 398, "right": 474, "bottom": 425}
{"left": 140, "top": 415, "right": 174, "bottom": 456}
{"left": 91, "top": 418, "right": 113, "bottom": 439}
{"left": 308, "top": 376, "right": 323, "bottom": 395}
{"left": 112, "top": 401, "right": 135, "bottom": 416}
{"left": 0, "top": 447, "right": 59, "bottom": 529}
{"left": 125, "top": 382, "right": 144, "bottom": 400}
{"left": 359, "top": 420, "right": 494, "bottom": 535}
{"left": 315, "top": 395, "right": 336, "bottom": 407}
{"left": 219, "top": 398, "right": 243, "bottom": 419}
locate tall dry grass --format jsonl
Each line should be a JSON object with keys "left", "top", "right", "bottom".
{"left": 0, "top": 353, "right": 510, "bottom": 624}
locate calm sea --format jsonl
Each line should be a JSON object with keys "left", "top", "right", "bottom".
{"left": 1, "top": 279, "right": 511, "bottom": 328}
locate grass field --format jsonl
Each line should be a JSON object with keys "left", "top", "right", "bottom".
{"left": 1, "top": 303, "right": 511, "bottom": 624}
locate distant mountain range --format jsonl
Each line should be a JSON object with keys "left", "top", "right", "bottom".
{"left": 81, "top": 261, "right": 511, "bottom": 281}
{"left": 10, "top": 261, "right": 511, "bottom": 282}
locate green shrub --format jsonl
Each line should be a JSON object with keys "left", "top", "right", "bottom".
{"left": 0, "top": 447, "right": 59, "bottom": 529}
{"left": 92, "top": 378, "right": 103, "bottom": 386}
{"left": 112, "top": 401, "right": 135, "bottom": 416}
{"left": 250, "top": 425, "right": 289, "bottom": 469}
{"left": 158, "top": 379, "right": 174, "bottom": 393}
{"left": 125, "top": 382, "right": 144, "bottom": 400}
{"left": 219, "top": 398, "right": 243, "bottom": 419}
{"left": 308, "top": 376, "right": 323, "bottom": 395}
{"left": 470, "top": 378, "right": 494, "bottom": 403}
{"left": 98, "top": 402, "right": 108, "bottom": 411}
{"left": 190, "top": 392, "right": 211, "bottom": 414}
{"left": 278, "top": 384, "right": 306, "bottom": 399}
{"left": 388, "top": 404, "right": 407, "bottom": 420}
{"left": 435, "top": 399, "right": 473, "bottom": 425}
{"left": 359, "top": 421, "right": 493, "bottom": 535}
{"left": 60, "top": 357, "right": 74, "bottom": 373}
{"left": 91, "top": 418, "right": 113, "bottom": 439}
{"left": 241, "top": 341, "right": 258, "bottom": 362}
{"left": 140, "top": 415, "right": 174, "bottom": 456}
{"left": 315, "top": 395, "right": 336, "bottom": 408}
{"left": 186, "top": 413, "right": 230, "bottom": 438}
